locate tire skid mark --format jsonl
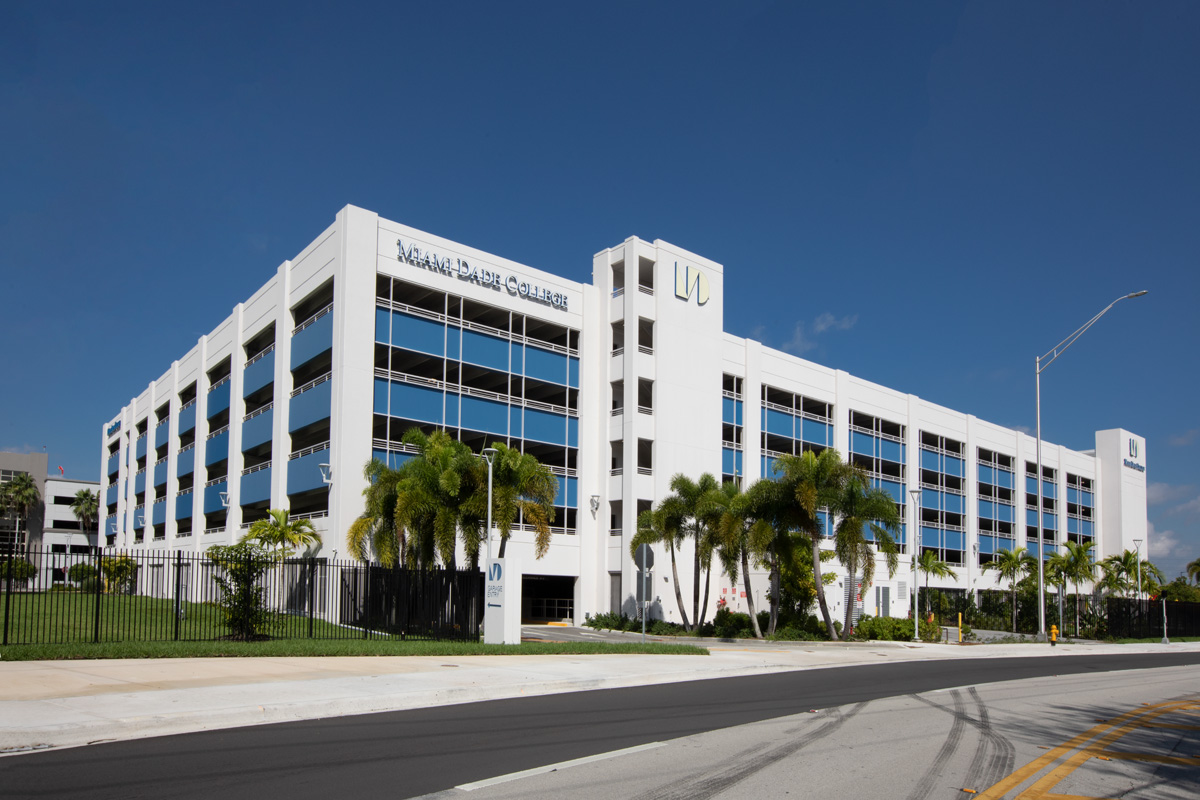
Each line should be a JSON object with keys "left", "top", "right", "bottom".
{"left": 905, "top": 690, "right": 966, "bottom": 800}
{"left": 629, "top": 702, "right": 869, "bottom": 800}
{"left": 968, "top": 686, "right": 1016, "bottom": 791}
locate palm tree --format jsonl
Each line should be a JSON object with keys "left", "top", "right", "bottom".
{"left": 390, "top": 428, "right": 485, "bottom": 569}
{"left": 70, "top": 489, "right": 100, "bottom": 546}
{"left": 478, "top": 441, "right": 557, "bottom": 560}
{"left": 346, "top": 459, "right": 406, "bottom": 565}
{"left": 915, "top": 549, "right": 957, "bottom": 621}
{"left": 1188, "top": 557, "right": 1200, "bottom": 586}
{"left": 711, "top": 479, "right": 768, "bottom": 639}
{"left": 983, "top": 547, "right": 1034, "bottom": 633}
{"left": 1100, "top": 550, "right": 1164, "bottom": 599}
{"left": 1062, "top": 540, "right": 1096, "bottom": 636}
{"left": 774, "top": 448, "right": 850, "bottom": 640}
{"left": 1046, "top": 550, "right": 1069, "bottom": 635}
{"left": 630, "top": 500, "right": 689, "bottom": 629}
{"left": 244, "top": 508, "right": 321, "bottom": 555}
{"left": 829, "top": 472, "right": 901, "bottom": 634}
{"left": 3, "top": 473, "right": 40, "bottom": 550}
{"left": 664, "top": 473, "right": 722, "bottom": 632}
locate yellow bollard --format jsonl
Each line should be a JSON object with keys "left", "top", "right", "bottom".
{"left": 958, "top": 612, "right": 962, "bottom": 643}
{"left": 1050, "top": 624, "right": 1058, "bottom": 646}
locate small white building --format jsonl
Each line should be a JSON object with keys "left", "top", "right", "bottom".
{"left": 99, "top": 205, "right": 1149, "bottom": 625}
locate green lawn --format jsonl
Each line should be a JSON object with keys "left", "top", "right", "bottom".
{"left": 0, "top": 639, "right": 708, "bottom": 661}
{"left": 0, "top": 590, "right": 349, "bottom": 644}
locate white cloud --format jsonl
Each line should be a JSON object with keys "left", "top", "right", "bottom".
{"left": 1147, "top": 520, "right": 1181, "bottom": 561}
{"left": 813, "top": 312, "right": 858, "bottom": 333}
{"left": 1171, "top": 495, "right": 1200, "bottom": 518}
{"left": 1011, "top": 425, "right": 1033, "bottom": 435}
{"left": 782, "top": 322, "right": 817, "bottom": 354}
{"left": 1148, "top": 482, "right": 1193, "bottom": 507}
{"left": 1168, "top": 428, "right": 1200, "bottom": 447}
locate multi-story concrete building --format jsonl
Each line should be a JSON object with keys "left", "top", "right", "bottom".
{"left": 99, "top": 205, "right": 1149, "bottom": 624}
{"left": 1, "top": 451, "right": 48, "bottom": 551}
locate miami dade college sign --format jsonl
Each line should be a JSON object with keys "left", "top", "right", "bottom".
{"left": 1123, "top": 437, "right": 1146, "bottom": 473}
{"left": 398, "top": 238, "right": 569, "bottom": 311}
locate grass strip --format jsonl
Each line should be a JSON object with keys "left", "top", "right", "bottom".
{"left": 0, "top": 639, "right": 708, "bottom": 661}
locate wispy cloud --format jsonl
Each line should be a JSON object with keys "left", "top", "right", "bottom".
{"left": 1147, "top": 521, "right": 1181, "bottom": 560}
{"left": 1011, "top": 425, "right": 1033, "bottom": 435}
{"left": 1148, "top": 482, "right": 1193, "bottom": 506}
{"left": 1, "top": 444, "right": 44, "bottom": 455}
{"left": 812, "top": 313, "right": 858, "bottom": 334}
{"left": 1171, "top": 494, "right": 1200, "bottom": 518}
{"left": 1169, "top": 428, "right": 1200, "bottom": 447}
{"left": 780, "top": 312, "right": 858, "bottom": 356}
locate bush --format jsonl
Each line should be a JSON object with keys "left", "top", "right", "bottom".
{"left": 712, "top": 607, "right": 756, "bottom": 638}
{"left": 767, "top": 626, "right": 822, "bottom": 642}
{"left": 68, "top": 562, "right": 99, "bottom": 584}
{"left": 584, "top": 611, "right": 631, "bottom": 630}
{"left": 207, "top": 541, "right": 278, "bottom": 641}
{"left": 78, "top": 576, "right": 100, "bottom": 594}
{"left": 852, "top": 615, "right": 917, "bottom": 642}
{"left": 101, "top": 555, "right": 139, "bottom": 594}
{"left": 1, "top": 558, "right": 36, "bottom": 582}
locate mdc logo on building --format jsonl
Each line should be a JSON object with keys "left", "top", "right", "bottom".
{"left": 674, "top": 262, "right": 710, "bottom": 305}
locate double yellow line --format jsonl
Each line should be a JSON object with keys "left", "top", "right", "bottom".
{"left": 976, "top": 697, "right": 1200, "bottom": 799}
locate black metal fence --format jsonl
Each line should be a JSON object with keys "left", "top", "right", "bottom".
{"left": 1107, "top": 597, "right": 1200, "bottom": 639}
{"left": 1, "top": 545, "right": 482, "bottom": 645}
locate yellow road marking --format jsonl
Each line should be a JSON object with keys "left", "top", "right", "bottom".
{"left": 974, "top": 703, "right": 1176, "bottom": 800}
{"left": 1135, "top": 722, "right": 1200, "bottom": 731}
{"left": 1018, "top": 702, "right": 1187, "bottom": 799}
{"left": 975, "top": 699, "right": 1194, "bottom": 800}
{"left": 1100, "top": 750, "right": 1200, "bottom": 766}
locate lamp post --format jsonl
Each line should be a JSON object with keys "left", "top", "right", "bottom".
{"left": 910, "top": 488, "right": 922, "bottom": 640}
{"left": 1035, "top": 290, "right": 1147, "bottom": 640}
{"left": 1133, "top": 538, "right": 1143, "bottom": 600}
{"left": 482, "top": 447, "right": 498, "bottom": 562}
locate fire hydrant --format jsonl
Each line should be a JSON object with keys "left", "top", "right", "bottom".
{"left": 1050, "top": 624, "right": 1058, "bottom": 647}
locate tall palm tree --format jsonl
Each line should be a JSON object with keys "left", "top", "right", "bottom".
{"left": 346, "top": 458, "right": 406, "bottom": 565}
{"left": 3, "top": 473, "right": 40, "bottom": 550}
{"left": 70, "top": 489, "right": 100, "bottom": 546}
{"left": 1188, "top": 556, "right": 1200, "bottom": 586}
{"left": 630, "top": 500, "right": 689, "bottom": 629}
{"left": 391, "top": 428, "right": 485, "bottom": 569}
{"left": 244, "top": 508, "right": 321, "bottom": 555}
{"left": 983, "top": 547, "right": 1034, "bottom": 633}
{"left": 1062, "top": 540, "right": 1096, "bottom": 636}
{"left": 1100, "top": 549, "right": 1164, "bottom": 599}
{"left": 915, "top": 549, "right": 957, "bottom": 620}
{"left": 712, "top": 479, "right": 768, "bottom": 639}
{"left": 1046, "top": 550, "right": 1069, "bottom": 635}
{"left": 829, "top": 472, "right": 901, "bottom": 633}
{"left": 774, "top": 448, "right": 850, "bottom": 640}
{"left": 476, "top": 441, "right": 557, "bottom": 560}
{"left": 664, "top": 472, "right": 722, "bottom": 632}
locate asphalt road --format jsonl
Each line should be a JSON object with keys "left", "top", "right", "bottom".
{"left": 2, "top": 652, "right": 1198, "bottom": 800}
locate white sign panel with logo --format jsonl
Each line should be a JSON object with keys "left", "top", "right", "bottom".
{"left": 484, "top": 558, "right": 522, "bottom": 645}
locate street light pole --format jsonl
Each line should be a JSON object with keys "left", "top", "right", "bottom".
{"left": 1034, "top": 290, "right": 1147, "bottom": 640}
{"left": 910, "top": 488, "right": 922, "bottom": 640}
{"left": 483, "top": 447, "right": 498, "bottom": 563}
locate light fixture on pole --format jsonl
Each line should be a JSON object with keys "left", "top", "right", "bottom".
{"left": 482, "top": 447, "right": 498, "bottom": 562}
{"left": 318, "top": 463, "right": 332, "bottom": 486}
{"left": 1034, "top": 290, "right": 1147, "bottom": 640}
{"left": 910, "top": 487, "right": 922, "bottom": 641}
{"left": 1133, "top": 538, "right": 1143, "bottom": 600}
{"left": 589, "top": 494, "right": 600, "bottom": 515}
{"left": 219, "top": 491, "right": 229, "bottom": 509}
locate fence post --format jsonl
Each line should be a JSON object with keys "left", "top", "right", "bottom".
{"left": 308, "top": 558, "right": 315, "bottom": 639}
{"left": 363, "top": 563, "right": 371, "bottom": 640}
{"left": 174, "top": 550, "right": 183, "bottom": 641}
{"left": 93, "top": 546, "right": 103, "bottom": 643}
{"left": 2, "top": 543, "right": 14, "bottom": 646}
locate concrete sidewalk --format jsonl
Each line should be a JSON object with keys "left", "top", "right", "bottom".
{"left": 2, "top": 639, "right": 1196, "bottom": 754}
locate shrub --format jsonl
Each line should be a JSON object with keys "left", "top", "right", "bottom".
{"left": 1, "top": 558, "right": 36, "bottom": 582}
{"left": 767, "top": 626, "right": 822, "bottom": 642}
{"left": 68, "top": 562, "right": 99, "bottom": 584}
{"left": 584, "top": 611, "right": 630, "bottom": 630}
{"left": 207, "top": 541, "right": 278, "bottom": 641}
{"left": 852, "top": 615, "right": 917, "bottom": 642}
{"left": 101, "top": 555, "right": 139, "bottom": 594}
{"left": 712, "top": 607, "right": 755, "bottom": 638}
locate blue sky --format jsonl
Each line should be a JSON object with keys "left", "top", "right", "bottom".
{"left": 2, "top": 2, "right": 1197, "bottom": 578}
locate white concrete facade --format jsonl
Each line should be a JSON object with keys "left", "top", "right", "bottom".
{"left": 100, "top": 205, "right": 1149, "bottom": 625}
